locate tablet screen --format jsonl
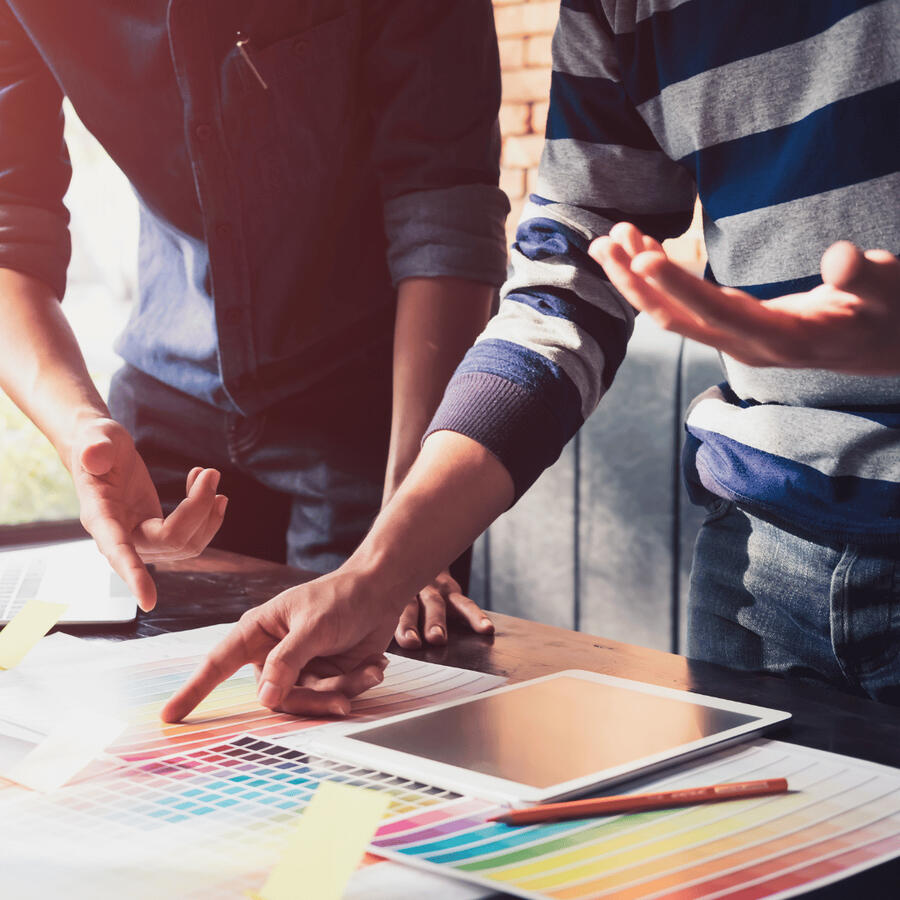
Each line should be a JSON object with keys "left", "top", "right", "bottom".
{"left": 352, "top": 676, "right": 758, "bottom": 789}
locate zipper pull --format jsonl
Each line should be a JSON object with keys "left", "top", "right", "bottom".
{"left": 236, "top": 32, "right": 269, "bottom": 90}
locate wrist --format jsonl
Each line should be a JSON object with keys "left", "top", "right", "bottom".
{"left": 61, "top": 405, "right": 114, "bottom": 472}
{"left": 341, "top": 541, "right": 419, "bottom": 619}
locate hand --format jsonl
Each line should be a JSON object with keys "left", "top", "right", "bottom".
{"left": 71, "top": 417, "right": 227, "bottom": 611}
{"left": 393, "top": 569, "right": 494, "bottom": 649}
{"left": 590, "top": 224, "right": 900, "bottom": 375}
{"left": 160, "top": 570, "right": 397, "bottom": 722}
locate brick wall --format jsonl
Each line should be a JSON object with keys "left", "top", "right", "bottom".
{"left": 493, "top": 0, "right": 705, "bottom": 272}
{"left": 494, "top": 0, "right": 557, "bottom": 246}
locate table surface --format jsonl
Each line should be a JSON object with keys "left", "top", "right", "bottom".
{"left": 68, "top": 547, "right": 900, "bottom": 770}
{"left": 61, "top": 547, "right": 900, "bottom": 899}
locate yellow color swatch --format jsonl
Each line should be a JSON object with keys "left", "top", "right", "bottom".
{"left": 0, "top": 598, "right": 66, "bottom": 669}
{"left": 250, "top": 781, "right": 391, "bottom": 900}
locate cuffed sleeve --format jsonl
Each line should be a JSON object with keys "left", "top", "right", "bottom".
{"left": 362, "top": 0, "right": 509, "bottom": 288}
{"left": 0, "top": 5, "right": 71, "bottom": 298}
{"left": 383, "top": 183, "right": 509, "bottom": 287}
{"left": 426, "top": 0, "right": 697, "bottom": 501}
{"left": 427, "top": 371, "right": 579, "bottom": 501}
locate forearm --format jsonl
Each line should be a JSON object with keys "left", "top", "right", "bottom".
{"left": 0, "top": 268, "right": 107, "bottom": 467}
{"left": 382, "top": 276, "right": 493, "bottom": 501}
{"left": 355, "top": 430, "right": 513, "bottom": 608}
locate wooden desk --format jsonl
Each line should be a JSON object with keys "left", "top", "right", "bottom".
{"left": 70, "top": 548, "right": 900, "bottom": 897}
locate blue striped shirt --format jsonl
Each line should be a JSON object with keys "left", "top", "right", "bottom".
{"left": 428, "top": 0, "right": 900, "bottom": 542}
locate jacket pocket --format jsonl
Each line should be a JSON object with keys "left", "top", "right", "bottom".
{"left": 221, "top": 15, "right": 355, "bottom": 198}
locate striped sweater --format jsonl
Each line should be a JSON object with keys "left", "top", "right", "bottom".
{"left": 427, "top": 0, "right": 900, "bottom": 543}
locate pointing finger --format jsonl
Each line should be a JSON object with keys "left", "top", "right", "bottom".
{"left": 161, "top": 619, "right": 268, "bottom": 722}
{"left": 84, "top": 515, "right": 157, "bottom": 611}
{"left": 108, "top": 540, "right": 157, "bottom": 612}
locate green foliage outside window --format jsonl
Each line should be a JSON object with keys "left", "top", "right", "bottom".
{"left": 0, "top": 392, "right": 78, "bottom": 525}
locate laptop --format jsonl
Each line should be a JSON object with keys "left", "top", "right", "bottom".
{"left": 0, "top": 539, "right": 138, "bottom": 625}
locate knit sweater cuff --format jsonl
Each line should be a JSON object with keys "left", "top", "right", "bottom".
{"left": 424, "top": 371, "right": 571, "bottom": 504}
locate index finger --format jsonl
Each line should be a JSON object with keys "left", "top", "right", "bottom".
{"left": 85, "top": 515, "right": 157, "bottom": 611}
{"left": 160, "top": 622, "right": 266, "bottom": 722}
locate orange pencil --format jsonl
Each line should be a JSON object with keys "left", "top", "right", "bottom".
{"left": 488, "top": 777, "right": 789, "bottom": 826}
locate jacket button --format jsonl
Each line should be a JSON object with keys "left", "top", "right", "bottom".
{"left": 292, "top": 37, "right": 308, "bottom": 57}
{"left": 223, "top": 308, "right": 242, "bottom": 325}
{"left": 215, "top": 223, "right": 233, "bottom": 238}
{"left": 195, "top": 123, "right": 214, "bottom": 142}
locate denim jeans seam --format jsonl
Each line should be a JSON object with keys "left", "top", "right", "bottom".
{"left": 829, "top": 545, "right": 861, "bottom": 691}
{"left": 851, "top": 552, "right": 899, "bottom": 680}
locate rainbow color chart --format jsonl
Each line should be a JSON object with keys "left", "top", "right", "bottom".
{"left": 0, "top": 734, "right": 461, "bottom": 899}
{"left": 0, "top": 626, "right": 504, "bottom": 764}
{"left": 2, "top": 625, "right": 899, "bottom": 898}
{"left": 371, "top": 739, "right": 900, "bottom": 899}
{"left": 109, "top": 651, "right": 502, "bottom": 761}
{"left": 1, "top": 728, "right": 899, "bottom": 898}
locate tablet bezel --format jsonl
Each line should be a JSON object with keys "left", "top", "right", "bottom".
{"left": 311, "top": 670, "right": 791, "bottom": 805}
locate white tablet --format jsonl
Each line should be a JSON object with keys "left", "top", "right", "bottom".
{"left": 312, "top": 671, "right": 791, "bottom": 804}
{"left": 0, "top": 540, "right": 137, "bottom": 626}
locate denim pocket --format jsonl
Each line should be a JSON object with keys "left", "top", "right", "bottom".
{"left": 220, "top": 13, "right": 354, "bottom": 242}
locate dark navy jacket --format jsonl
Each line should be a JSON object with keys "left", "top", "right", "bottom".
{"left": 0, "top": 0, "right": 508, "bottom": 412}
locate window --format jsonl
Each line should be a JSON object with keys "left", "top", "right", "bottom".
{"left": 0, "top": 102, "right": 137, "bottom": 530}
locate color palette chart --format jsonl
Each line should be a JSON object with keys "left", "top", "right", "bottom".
{"left": 0, "top": 734, "right": 463, "bottom": 899}
{"left": 109, "top": 651, "right": 504, "bottom": 761}
{"left": 370, "top": 739, "right": 900, "bottom": 899}
{"left": 0, "top": 624, "right": 505, "bottom": 763}
{"left": 2, "top": 624, "right": 899, "bottom": 898}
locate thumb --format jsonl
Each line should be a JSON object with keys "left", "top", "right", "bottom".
{"left": 79, "top": 430, "right": 116, "bottom": 476}
{"left": 821, "top": 241, "right": 890, "bottom": 300}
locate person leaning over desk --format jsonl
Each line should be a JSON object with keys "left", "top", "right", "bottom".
{"left": 164, "top": 0, "right": 900, "bottom": 722}
{"left": 0, "top": 1, "right": 510, "bottom": 666}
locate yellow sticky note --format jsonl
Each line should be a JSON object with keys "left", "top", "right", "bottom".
{"left": 4, "top": 709, "right": 126, "bottom": 792}
{"left": 0, "top": 598, "right": 66, "bottom": 669}
{"left": 251, "top": 781, "right": 391, "bottom": 900}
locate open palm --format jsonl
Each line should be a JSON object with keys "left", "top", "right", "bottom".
{"left": 591, "top": 225, "right": 900, "bottom": 375}
{"left": 71, "top": 417, "right": 226, "bottom": 610}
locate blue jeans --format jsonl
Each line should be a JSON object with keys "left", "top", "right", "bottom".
{"left": 110, "top": 359, "right": 473, "bottom": 587}
{"left": 688, "top": 500, "right": 900, "bottom": 705}
{"left": 108, "top": 354, "right": 393, "bottom": 577}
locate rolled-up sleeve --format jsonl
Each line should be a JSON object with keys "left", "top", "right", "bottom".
{"left": 362, "top": 0, "right": 509, "bottom": 288}
{"left": 425, "top": 0, "right": 696, "bottom": 501}
{"left": 0, "top": 4, "right": 71, "bottom": 299}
